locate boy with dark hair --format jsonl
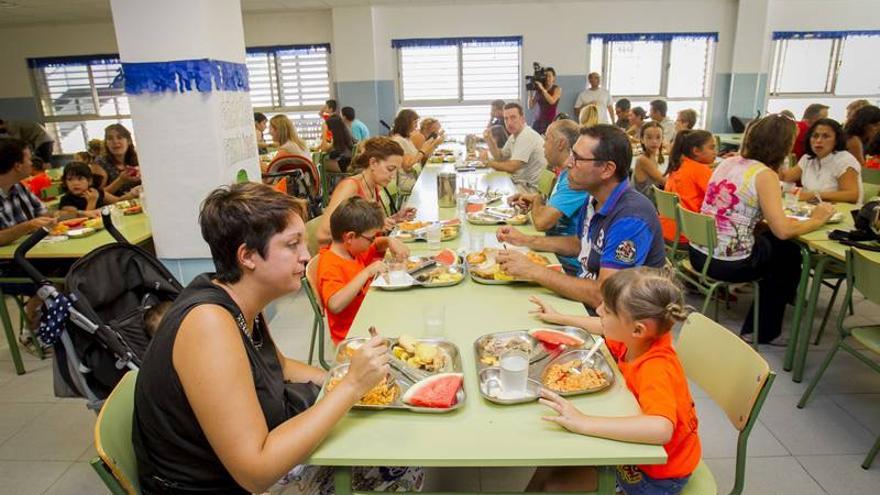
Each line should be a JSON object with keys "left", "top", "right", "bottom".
{"left": 649, "top": 100, "right": 674, "bottom": 143}
{"left": 317, "top": 196, "right": 408, "bottom": 343}
{"left": 614, "top": 98, "right": 632, "bottom": 129}
{"left": 341, "top": 106, "right": 370, "bottom": 142}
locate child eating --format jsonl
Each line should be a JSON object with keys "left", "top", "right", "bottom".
{"left": 58, "top": 162, "right": 138, "bottom": 218}
{"left": 317, "top": 196, "right": 409, "bottom": 343}
{"left": 528, "top": 267, "right": 700, "bottom": 495}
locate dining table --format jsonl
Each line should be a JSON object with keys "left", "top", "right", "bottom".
{"left": 306, "top": 163, "right": 666, "bottom": 495}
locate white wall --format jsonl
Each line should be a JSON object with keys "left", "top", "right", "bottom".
{"left": 0, "top": 10, "right": 333, "bottom": 99}
{"left": 768, "top": 0, "right": 880, "bottom": 32}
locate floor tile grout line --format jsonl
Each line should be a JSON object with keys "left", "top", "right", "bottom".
{"left": 39, "top": 460, "right": 80, "bottom": 495}
{"left": 756, "top": 417, "right": 795, "bottom": 458}
{"left": 0, "top": 400, "right": 57, "bottom": 451}
{"left": 791, "top": 455, "right": 833, "bottom": 495}
{"left": 827, "top": 393, "right": 880, "bottom": 436}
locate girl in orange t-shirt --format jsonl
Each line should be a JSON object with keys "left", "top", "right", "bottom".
{"left": 527, "top": 268, "right": 701, "bottom": 495}
{"left": 661, "top": 130, "right": 716, "bottom": 244}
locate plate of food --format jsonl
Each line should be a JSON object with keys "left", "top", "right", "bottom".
{"left": 391, "top": 219, "right": 461, "bottom": 243}
{"left": 60, "top": 217, "right": 90, "bottom": 229}
{"left": 465, "top": 248, "right": 558, "bottom": 284}
{"left": 371, "top": 250, "right": 467, "bottom": 290}
{"left": 66, "top": 227, "right": 97, "bottom": 239}
{"left": 467, "top": 206, "right": 529, "bottom": 225}
{"left": 473, "top": 328, "right": 607, "bottom": 405}
{"left": 327, "top": 336, "right": 466, "bottom": 412}
{"left": 785, "top": 205, "right": 843, "bottom": 223}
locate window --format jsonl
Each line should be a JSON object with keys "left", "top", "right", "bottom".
{"left": 29, "top": 55, "right": 130, "bottom": 153}
{"left": 588, "top": 33, "right": 717, "bottom": 128}
{"left": 246, "top": 44, "right": 332, "bottom": 143}
{"left": 768, "top": 31, "right": 880, "bottom": 121}
{"left": 395, "top": 37, "right": 521, "bottom": 139}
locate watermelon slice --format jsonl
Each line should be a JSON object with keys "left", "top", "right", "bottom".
{"left": 441, "top": 218, "right": 461, "bottom": 226}
{"left": 434, "top": 248, "right": 458, "bottom": 266}
{"left": 402, "top": 372, "right": 463, "bottom": 409}
{"left": 529, "top": 328, "right": 585, "bottom": 347}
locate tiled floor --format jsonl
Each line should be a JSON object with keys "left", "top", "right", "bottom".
{"left": 0, "top": 284, "right": 877, "bottom": 494}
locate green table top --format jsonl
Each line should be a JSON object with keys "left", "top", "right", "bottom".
{"left": 308, "top": 164, "right": 667, "bottom": 467}
{"left": 0, "top": 213, "right": 152, "bottom": 259}
{"left": 716, "top": 133, "right": 743, "bottom": 146}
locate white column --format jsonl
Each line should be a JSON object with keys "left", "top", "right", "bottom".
{"left": 727, "top": 0, "right": 773, "bottom": 122}
{"left": 109, "top": 0, "right": 258, "bottom": 271}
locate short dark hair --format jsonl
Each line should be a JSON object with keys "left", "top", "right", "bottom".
{"left": 802, "top": 103, "right": 829, "bottom": 121}
{"left": 615, "top": 98, "right": 631, "bottom": 111}
{"left": 844, "top": 105, "right": 880, "bottom": 141}
{"left": 0, "top": 138, "right": 27, "bottom": 175}
{"left": 650, "top": 99, "right": 667, "bottom": 117}
{"left": 200, "top": 183, "right": 306, "bottom": 283}
{"left": 741, "top": 114, "right": 798, "bottom": 171}
{"left": 631, "top": 107, "right": 647, "bottom": 119}
{"left": 341, "top": 106, "right": 356, "bottom": 121}
{"left": 325, "top": 99, "right": 338, "bottom": 112}
{"left": 491, "top": 99, "right": 505, "bottom": 110}
{"left": 31, "top": 156, "right": 45, "bottom": 172}
{"left": 578, "top": 124, "right": 633, "bottom": 182}
{"left": 61, "top": 161, "right": 92, "bottom": 192}
{"left": 254, "top": 112, "right": 267, "bottom": 124}
{"left": 503, "top": 102, "right": 524, "bottom": 116}
{"left": 866, "top": 132, "right": 880, "bottom": 156}
{"left": 329, "top": 196, "right": 385, "bottom": 242}
{"left": 805, "top": 118, "right": 847, "bottom": 158}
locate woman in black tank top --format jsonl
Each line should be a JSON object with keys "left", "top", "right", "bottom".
{"left": 132, "top": 184, "right": 394, "bottom": 494}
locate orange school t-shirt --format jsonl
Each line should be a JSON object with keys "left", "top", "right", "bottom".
{"left": 316, "top": 245, "right": 383, "bottom": 344}
{"left": 660, "top": 156, "right": 712, "bottom": 243}
{"left": 605, "top": 333, "right": 701, "bottom": 479}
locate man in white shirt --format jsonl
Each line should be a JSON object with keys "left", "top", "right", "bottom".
{"left": 649, "top": 99, "right": 675, "bottom": 143}
{"left": 482, "top": 103, "right": 547, "bottom": 191}
{"left": 574, "top": 73, "right": 614, "bottom": 124}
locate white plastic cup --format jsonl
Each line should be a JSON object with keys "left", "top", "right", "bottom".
{"left": 470, "top": 232, "right": 484, "bottom": 253}
{"left": 499, "top": 349, "right": 529, "bottom": 398}
{"left": 426, "top": 222, "right": 442, "bottom": 249}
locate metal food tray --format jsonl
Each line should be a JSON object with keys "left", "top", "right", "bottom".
{"left": 465, "top": 252, "right": 546, "bottom": 285}
{"left": 466, "top": 212, "right": 529, "bottom": 226}
{"left": 391, "top": 224, "right": 461, "bottom": 243}
{"left": 473, "top": 328, "right": 612, "bottom": 405}
{"left": 371, "top": 256, "right": 468, "bottom": 290}
{"left": 327, "top": 337, "right": 466, "bottom": 413}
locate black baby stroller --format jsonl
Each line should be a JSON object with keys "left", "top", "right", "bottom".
{"left": 14, "top": 208, "right": 182, "bottom": 411}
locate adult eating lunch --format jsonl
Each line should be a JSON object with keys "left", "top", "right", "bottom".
{"left": 132, "top": 182, "right": 423, "bottom": 494}
{"left": 494, "top": 124, "right": 666, "bottom": 309}
{"left": 317, "top": 136, "right": 417, "bottom": 246}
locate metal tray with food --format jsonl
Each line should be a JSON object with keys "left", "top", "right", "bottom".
{"left": 785, "top": 205, "right": 843, "bottom": 223}
{"left": 391, "top": 220, "right": 461, "bottom": 243}
{"left": 327, "top": 336, "right": 466, "bottom": 413}
{"left": 466, "top": 207, "right": 529, "bottom": 226}
{"left": 473, "top": 327, "right": 606, "bottom": 405}
{"left": 465, "top": 248, "right": 558, "bottom": 285}
{"left": 371, "top": 251, "right": 467, "bottom": 290}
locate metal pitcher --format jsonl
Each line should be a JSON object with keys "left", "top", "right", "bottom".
{"left": 437, "top": 171, "right": 457, "bottom": 208}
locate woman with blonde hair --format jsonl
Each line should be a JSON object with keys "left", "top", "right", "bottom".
{"left": 578, "top": 104, "right": 599, "bottom": 128}
{"left": 269, "top": 115, "right": 308, "bottom": 157}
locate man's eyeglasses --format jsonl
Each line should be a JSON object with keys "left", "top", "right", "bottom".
{"left": 569, "top": 151, "right": 607, "bottom": 167}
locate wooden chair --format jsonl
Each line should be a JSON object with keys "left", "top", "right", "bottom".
{"left": 676, "top": 206, "right": 761, "bottom": 347}
{"left": 304, "top": 256, "right": 330, "bottom": 369}
{"left": 798, "top": 248, "right": 880, "bottom": 470}
{"left": 305, "top": 215, "right": 323, "bottom": 258}
{"left": 678, "top": 313, "right": 776, "bottom": 495}
{"left": 91, "top": 370, "right": 140, "bottom": 495}
{"left": 653, "top": 186, "right": 688, "bottom": 263}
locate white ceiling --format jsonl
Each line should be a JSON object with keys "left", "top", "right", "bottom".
{"left": 0, "top": 0, "right": 721, "bottom": 27}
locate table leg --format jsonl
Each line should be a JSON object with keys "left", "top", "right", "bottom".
{"left": 0, "top": 290, "right": 25, "bottom": 375}
{"left": 596, "top": 466, "right": 616, "bottom": 495}
{"left": 333, "top": 466, "right": 353, "bottom": 495}
{"left": 793, "top": 255, "right": 829, "bottom": 383}
{"left": 784, "top": 245, "right": 811, "bottom": 372}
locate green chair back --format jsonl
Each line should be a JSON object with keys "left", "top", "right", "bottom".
{"left": 91, "top": 370, "right": 140, "bottom": 495}
{"left": 40, "top": 183, "right": 62, "bottom": 201}
{"left": 678, "top": 313, "right": 775, "bottom": 495}
{"left": 305, "top": 255, "right": 330, "bottom": 369}
{"left": 862, "top": 167, "right": 880, "bottom": 185}
{"left": 305, "top": 215, "right": 323, "bottom": 258}
{"left": 537, "top": 169, "right": 556, "bottom": 198}
{"left": 850, "top": 248, "right": 880, "bottom": 305}
{"left": 678, "top": 206, "right": 716, "bottom": 278}
{"left": 235, "top": 168, "right": 250, "bottom": 184}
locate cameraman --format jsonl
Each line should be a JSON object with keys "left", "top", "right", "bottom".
{"left": 527, "top": 67, "right": 561, "bottom": 135}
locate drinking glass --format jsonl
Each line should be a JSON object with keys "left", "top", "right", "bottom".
{"left": 426, "top": 222, "right": 442, "bottom": 250}
{"left": 422, "top": 306, "right": 445, "bottom": 336}
{"left": 499, "top": 349, "right": 529, "bottom": 398}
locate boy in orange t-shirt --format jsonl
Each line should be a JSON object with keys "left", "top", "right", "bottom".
{"left": 527, "top": 267, "right": 701, "bottom": 495}
{"left": 317, "top": 196, "right": 408, "bottom": 343}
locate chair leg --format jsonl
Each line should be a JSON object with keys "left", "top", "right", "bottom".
{"left": 752, "top": 281, "right": 760, "bottom": 350}
{"left": 863, "top": 435, "right": 879, "bottom": 469}
{"left": 814, "top": 278, "right": 844, "bottom": 346}
{"left": 701, "top": 285, "right": 718, "bottom": 316}
{"left": 0, "top": 293, "right": 25, "bottom": 375}
{"left": 307, "top": 318, "right": 318, "bottom": 366}
{"left": 797, "top": 338, "right": 841, "bottom": 408}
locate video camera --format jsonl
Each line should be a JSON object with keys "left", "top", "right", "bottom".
{"left": 525, "top": 62, "right": 549, "bottom": 91}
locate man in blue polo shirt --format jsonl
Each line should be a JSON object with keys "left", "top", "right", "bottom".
{"left": 496, "top": 124, "right": 665, "bottom": 309}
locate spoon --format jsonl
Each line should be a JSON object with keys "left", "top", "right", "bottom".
{"left": 582, "top": 336, "right": 605, "bottom": 366}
